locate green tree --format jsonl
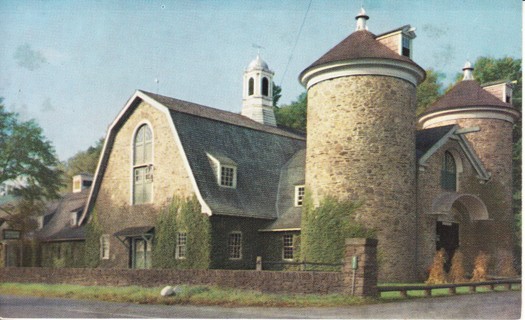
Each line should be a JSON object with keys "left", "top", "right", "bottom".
{"left": 272, "top": 82, "right": 282, "bottom": 107}
{"left": 275, "top": 92, "right": 307, "bottom": 131}
{"left": 0, "top": 99, "right": 62, "bottom": 200}
{"left": 60, "top": 138, "right": 103, "bottom": 192}
{"left": 416, "top": 69, "right": 445, "bottom": 115}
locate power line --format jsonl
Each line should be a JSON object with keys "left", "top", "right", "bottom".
{"left": 279, "top": 0, "right": 313, "bottom": 87}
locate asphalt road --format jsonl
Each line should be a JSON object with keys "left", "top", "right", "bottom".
{"left": 0, "top": 291, "right": 521, "bottom": 319}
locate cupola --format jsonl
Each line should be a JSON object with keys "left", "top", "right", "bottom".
{"left": 241, "top": 55, "right": 276, "bottom": 126}
{"left": 355, "top": 7, "right": 369, "bottom": 31}
{"left": 462, "top": 61, "right": 474, "bottom": 80}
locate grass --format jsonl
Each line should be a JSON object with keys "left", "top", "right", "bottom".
{"left": 0, "top": 283, "right": 373, "bottom": 307}
{"left": 379, "top": 282, "right": 522, "bottom": 300}
{"left": 1, "top": 282, "right": 519, "bottom": 307}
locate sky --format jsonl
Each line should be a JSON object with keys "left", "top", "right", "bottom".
{"left": 0, "top": 0, "right": 522, "bottom": 162}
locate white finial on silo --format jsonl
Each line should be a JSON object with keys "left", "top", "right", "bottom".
{"left": 355, "top": 7, "right": 369, "bottom": 31}
{"left": 462, "top": 61, "right": 474, "bottom": 80}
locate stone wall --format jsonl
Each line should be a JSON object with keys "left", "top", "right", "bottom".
{"left": 305, "top": 75, "right": 417, "bottom": 282}
{"left": 423, "top": 118, "right": 516, "bottom": 273}
{"left": 94, "top": 101, "right": 196, "bottom": 268}
{"left": 343, "top": 238, "right": 378, "bottom": 297}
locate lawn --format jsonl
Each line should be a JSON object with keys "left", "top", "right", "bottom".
{"left": 0, "top": 282, "right": 519, "bottom": 307}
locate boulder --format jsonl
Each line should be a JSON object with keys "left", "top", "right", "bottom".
{"left": 160, "top": 286, "right": 174, "bottom": 297}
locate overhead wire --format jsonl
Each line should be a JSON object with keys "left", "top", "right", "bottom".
{"left": 279, "top": 0, "right": 313, "bottom": 87}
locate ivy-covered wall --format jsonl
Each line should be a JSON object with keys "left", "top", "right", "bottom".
{"left": 300, "top": 193, "right": 375, "bottom": 270}
{"left": 83, "top": 209, "right": 102, "bottom": 268}
{"left": 209, "top": 215, "right": 268, "bottom": 269}
{"left": 41, "top": 241, "right": 86, "bottom": 268}
{"left": 152, "top": 196, "right": 211, "bottom": 269}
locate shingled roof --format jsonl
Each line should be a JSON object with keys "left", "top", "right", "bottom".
{"left": 416, "top": 125, "right": 456, "bottom": 160}
{"left": 300, "top": 30, "right": 423, "bottom": 80}
{"left": 423, "top": 80, "right": 514, "bottom": 114}
{"left": 168, "top": 105, "right": 305, "bottom": 219}
{"left": 36, "top": 189, "right": 89, "bottom": 242}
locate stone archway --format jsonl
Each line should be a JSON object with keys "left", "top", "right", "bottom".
{"left": 429, "top": 192, "right": 490, "bottom": 271}
{"left": 431, "top": 192, "right": 489, "bottom": 222}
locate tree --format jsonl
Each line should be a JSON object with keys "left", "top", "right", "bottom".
{"left": 416, "top": 69, "right": 445, "bottom": 116}
{"left": 60, "top": 138, "right": 103, "bottom": 192}
{"left": 275, "top": 92, "right": 307, "bottom": 131}
{"left": 272, "top": 82, "right": 282, "bottom": 107}
{"left": 0, "top": 99, "right": 62, "bottom": 200}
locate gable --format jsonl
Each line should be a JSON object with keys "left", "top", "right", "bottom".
{"left": 417, "top": 125, "right": 489, "bottom": 180}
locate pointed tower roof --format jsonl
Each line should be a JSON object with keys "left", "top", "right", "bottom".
{"left": 299, "top": 9, "right": 425, "bottom": 88}
{"left": 418, "top": 62, "right": 520, "bottom": 127}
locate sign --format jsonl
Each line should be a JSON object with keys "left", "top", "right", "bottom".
{"left": 3, "top": 230, "right": 21, "bottom": 240}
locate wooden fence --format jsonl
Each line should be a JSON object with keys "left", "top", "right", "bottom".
{"left": 378, "top": 278, "right": 521, "bottom": 297}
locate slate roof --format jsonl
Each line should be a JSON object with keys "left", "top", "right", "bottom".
{"left": 36, "top": 189, "right": 89, "bottom": 242}
{"left": 423, "top": 80, "right": 514, "bottom": 114}
{"left": 165, "top": 100, "right": 306, "bottom": 219}
{"left": 300, "top": 30, "right": 424, "bottom": 80}
{"left": 415, "top": 125, "right": 455, "bottom": 160}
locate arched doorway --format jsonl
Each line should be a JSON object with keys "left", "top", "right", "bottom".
{"left": 430, "top": 193, "right": 490, "bottom": 270}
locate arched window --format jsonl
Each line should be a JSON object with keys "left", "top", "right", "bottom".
{"left": 133, "top": 124, "right": 153, "bottom": 204}
{"left": 261, "top": 77, "right": 269, "bottom": 96}
{"left": 248, "top": 78, "right": 254, "bottom": 96}
{"left": 441, "top": 151, "right": 457, "bottom": 191}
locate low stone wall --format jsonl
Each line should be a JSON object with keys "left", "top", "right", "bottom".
{"left": 0, "top": 238, "right": 378, "bottom": 296}
{"left": 0, "top": 267, "right": 343, "bottom": 294}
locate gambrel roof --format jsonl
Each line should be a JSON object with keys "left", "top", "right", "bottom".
{"left": 80, "top": 91, "right": 305, "bottom": 224}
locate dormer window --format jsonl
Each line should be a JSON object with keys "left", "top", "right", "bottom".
{"left": 38, "top": 216, "right": 44, "bottom": 229}
{"left": 207, "top": 153, "right": 237, "bottom": 189}
{"left": 295, "top": 185, "right": 305, "bottom": 207}
{"left": 402, "top": 36, "right": 410, "bottom": 57}
{"left": 220, "top": 165, "right": 236, "bottom": 188}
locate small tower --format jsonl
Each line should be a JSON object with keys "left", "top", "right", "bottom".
{"left": 300, "top": 9, "right": 425, "bottom": 282}
{"left": 241, "top": 55, "right": 276, "bottom": 126}
{"left": 419, "top": 62, "right": 520, "bottom": 270}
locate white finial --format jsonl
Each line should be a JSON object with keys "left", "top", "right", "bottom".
{"left": 462, "top": 61, "right": 474, "bottom": 80}
{"left": 355, "top": 7, "right": 369, "bottom": 31}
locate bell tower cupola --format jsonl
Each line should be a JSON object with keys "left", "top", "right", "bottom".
{"left": 241, "top": 55, "right": 276, "bottom": 126}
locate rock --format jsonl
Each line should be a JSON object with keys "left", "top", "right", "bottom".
{"left": 160, "top": 286, "right": 174, "bottom": 297}
{"left": 173, "top": 286, "right": 184, "bottom": 295}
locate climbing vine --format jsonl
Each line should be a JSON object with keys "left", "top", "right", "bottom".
{"left": 300, "top": 192, "right": 375, "bottom": 269}
{"left": 152, "top": 195, "right": 211, "bottom": 269}
{"left": 83, "top": 209, "right": 102, "bottom": 267}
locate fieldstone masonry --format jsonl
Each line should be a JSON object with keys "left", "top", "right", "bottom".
{"left": 343, "top": 238, "right": 378, "bottom": 297}
{"left": 306, "top": 75, "right": 417, "bottom": 282}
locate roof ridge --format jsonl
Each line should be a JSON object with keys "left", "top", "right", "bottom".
{"left": 139, "top": 90, "right": 305, "bottom": 141}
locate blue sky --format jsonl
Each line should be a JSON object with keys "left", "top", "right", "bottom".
{"left": 0, "top": 0, "right": 521, "bottom": 161}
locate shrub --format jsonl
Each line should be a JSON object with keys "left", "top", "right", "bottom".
{"left": 471, "top": 251, "right": 490, "bottom": 282}
{"left": 448, "top": 249, "right": 467, "bottom": 283}
{"left": 426, "top": 249, "right": 448, "bottom": 284}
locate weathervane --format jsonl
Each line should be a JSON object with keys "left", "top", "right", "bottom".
{"left": 252, "top": 44, "right": 264, "bottom": 55}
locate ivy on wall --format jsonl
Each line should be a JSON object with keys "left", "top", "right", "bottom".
{"left": 300, "top": 193, "right": 375, "bottom": 269}
{"left": 41, "top": 242, "right": 86, "bottom": 268}
{"left": 83, "top": 209, "right": 102, "bottom": 268}
{"left": 152, "top": 196, "right": 211, "bottom": 269}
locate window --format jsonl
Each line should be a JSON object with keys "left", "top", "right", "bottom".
{"left": 283, "top": 234, "right": 294, "bottom": 260}
{"left": 228, "top": 232, "right": 242, "bottom": 260}
{"left": 295, "top": 185, "right": 305, "bottom": 207}
{"left": 248, "top": 77, "right": 254, "bottom": 96}
{"left": 220, "top": 165, "right": 236, "bottom": 188}
{"left": 402, "top": 36, "right": 410, "bottom": 57}
{"left": 176, "top": 232, "right": 187, "bottom": 259}
{"left": 70, "top": 212, "right": 78, "bottom": 226}
{"left": 133, "top": 124, "right": 153, "bottom": 204}
{"left": 100, "top": 235, "right": 110, "bottom": 259}
{"left": 261, "top": 77, "right": 269, "bottom": 96}
{"left": 441, "top": 151, "right": 457, "bottom": 191}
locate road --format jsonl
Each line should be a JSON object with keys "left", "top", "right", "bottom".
{"left": 0, "top": 291, "right": 521, "bottom": 319}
